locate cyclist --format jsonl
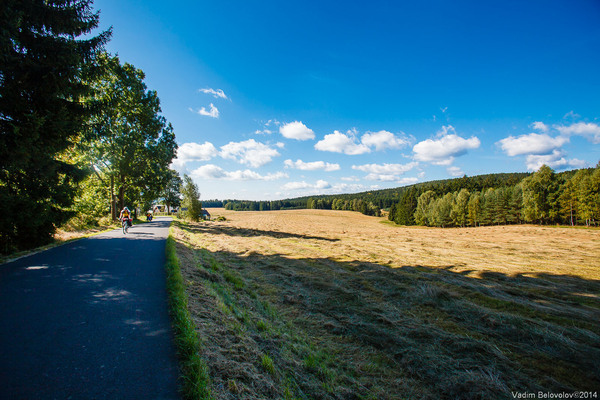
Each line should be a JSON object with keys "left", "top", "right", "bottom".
{"left": 119, "top": 206, "right": 133, "bottom": 228}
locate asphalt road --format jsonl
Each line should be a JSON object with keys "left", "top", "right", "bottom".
{"left": 0, "top": 217, "right": 180, "bottom": 399}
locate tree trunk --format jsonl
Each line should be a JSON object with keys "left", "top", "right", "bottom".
{"left": 570, "top": 201, "right": 574, "bottom": 226}
{"left": 110, "top": 175, "right": 117, "bottom": 220}
{"left": 118, "top": 185, "right": 124, "bottom": 212}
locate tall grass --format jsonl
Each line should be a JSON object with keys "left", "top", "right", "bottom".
{"left": 165, "top": 230, "right": 212, "bottom": 400}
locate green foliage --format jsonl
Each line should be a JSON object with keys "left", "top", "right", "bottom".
{"left": 80, "top": 53, "right": 177, "bottom": 219}
{"left": 415, "top": 191, "right": 435, "bottom": 226}
{"left": 0, "top": 0, "right": 110, "bottom": 253}
{"left": 406, "top": 165, "right": 599, "bottom": 228}
{"left": 180, "top": 175, "right": 203, "bottom": 222}
{"left": 162, "top": 169, "right": 182, "bottom": 212}
{"left": 521, "top": 165, "right": 558, "bottom": 224}
{"left": 71, "top": 171, "right": 111, "bottom": 224}
{"left": 451, "top": 188, "right": 470, "bottom": 227}
{"left": 392, "top": 188, "right": 418, "bottom": 225}
{"left": 467, "top": 191, "right": 482, "bottom": 226}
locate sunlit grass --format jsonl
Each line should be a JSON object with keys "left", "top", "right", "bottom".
{"left": 171, "top": 210, "right": 600, "bottom": 399}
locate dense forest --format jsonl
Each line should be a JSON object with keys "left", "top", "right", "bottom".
{"left": 391, "top": 165, "right": 599, "bottom": 227}
{"left": 219, "top": 165, "right": 600, "bottom": 227}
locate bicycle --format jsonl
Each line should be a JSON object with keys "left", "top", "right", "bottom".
{"left": 121, "top": 217, "right": 131, "bottom": 234}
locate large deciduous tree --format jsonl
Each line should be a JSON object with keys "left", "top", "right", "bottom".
{"left": 82, "top": 54, "right": 176, "bottom": 219}
{"left": 0, "top": 0, "right": 110, "bottom": 252}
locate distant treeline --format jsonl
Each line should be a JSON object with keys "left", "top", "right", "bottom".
{"left": 203, "top": 199, "right": 305, "bottom": 211}
{"left": 217, "top": 172, "right": 530, "bottom": 213}
{"left": 206, "top": 164, "right": 599, "bottom": 227}
{"left": 300, "top": 171, "right": 530, "bottom": 218}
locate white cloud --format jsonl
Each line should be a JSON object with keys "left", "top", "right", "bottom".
{"left": 531, "top": 121, "right": 549, "bottom": 132}
{"left": 169, "top": 158, "right": 188, "bottom": 174}
{"left": 330, "top": 182, "right": 368, "bottom": 193}
{"left": 497, "top": 133, "right": 569, "bottom": 156}
{"left": 413, "top": 130, "right": 480, "bottom": 165}
{"left": 191, "top": 164, "right": 226, "bottom": 179}
{"left": 525, "top": 150, "right": 587, "bottom": 171}
{"left": 199, "top": 88, "right": 228, "bottom": 100}
{"left": 315, "top": 179, "right": 331, "bottom": 189}
{"left": 279, "top": 121, "right": 315, "bottom": 141}
{"left": 192, "top": 103, "right": 219, "bottom": 118}
{"left": 352, "top": 163, "right": 418, "bottom": 182}
{"left": 360, "top": 130, "right": 411, "bottom": 151}
{"left": 176, "top": 142, "right": 218, "bottom": 162}
{"left": 255, "top": 129, "right": 273, "bottom": 135}
{"left": 315, "top": 130, "right": 370, "bottom": 155}
{"left": 282, "top": 180, "right": 331, "bottom": 190}
{"left": 281, "top": 181, "right": 311, "bottom": 190}
{"left": 397, "top": 177, "right": 419, "bottom": 185}
{"left": 563, "top": 111, "right": 581, "bottom": 120}
{"left": 256, "top": 120, "right": 282, "bottom": 135}
{"left": 284, "top": 159, "right": 340, "bottom": 171}
{"left": 219, "top": 139, "right": 280, "bottom": 168}
{"left": 436, "top": 125, "right": 457, "bottom": 137}
{"left": 352, "top": 162, "right": 418, "bottom": 175}
{"left": 555, "top": 122, "right": 600, "bottom": 144}
{"left": 192, "top": 164, "right": 288, "bottom": 181}
{"left": 447, "top": 166, "right": 464, "bottom": 177}
{"left": 281, "top": 180, "right": 376, "bottom": 196}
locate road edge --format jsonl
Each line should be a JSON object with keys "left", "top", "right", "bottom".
{"left": 165, "top": 225, "right": 213, "bottom": 400}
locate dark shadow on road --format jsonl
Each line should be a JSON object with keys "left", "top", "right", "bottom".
{"left": 0, "top": 228, "right": 179, "bottom": 399}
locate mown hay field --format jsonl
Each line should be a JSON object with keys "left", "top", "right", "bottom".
{"left": 172, "top": 208, "right": 600, "bottom": 399}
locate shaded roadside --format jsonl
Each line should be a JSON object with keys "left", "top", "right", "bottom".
{"left": 0, "top": 218, "right": 180, "bottom": 399}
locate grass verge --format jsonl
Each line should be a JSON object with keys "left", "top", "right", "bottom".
{"left": 165, "top": 228, "right": 212, "bottom": 400}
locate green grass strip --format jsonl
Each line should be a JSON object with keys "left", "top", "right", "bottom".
{"left": 165, "top": 229, "right": 213, "bottom": 400}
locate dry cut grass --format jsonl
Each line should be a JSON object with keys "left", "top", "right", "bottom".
{"left": 172, "top": 208, "right": 600, "bottom": 399}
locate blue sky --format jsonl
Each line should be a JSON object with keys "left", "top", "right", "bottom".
{"left": 93, "top": 0, "right": 600, "bottom": 200}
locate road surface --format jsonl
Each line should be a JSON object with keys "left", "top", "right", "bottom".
{"left": 0, "top": 217, "right": 180, "bottom": 399}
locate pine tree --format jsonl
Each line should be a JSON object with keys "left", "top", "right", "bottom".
{"left": 394, "top": 188, "right": 417, "bottom": 225}
{"left": 388, "top": 203, "right": 397, "bottom": 222}
{"left": 508, "top": 184, "right": 523, "bottom": 224}
{"left": 0, "top": 0, "right": 110, "bottom": 252}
